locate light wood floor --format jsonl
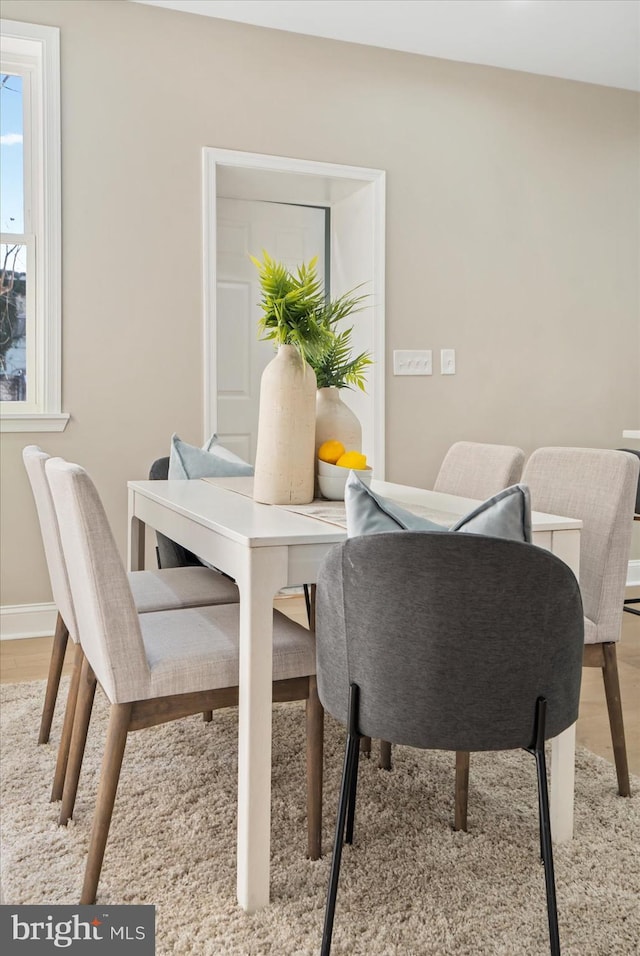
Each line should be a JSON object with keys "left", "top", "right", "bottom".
{"left": 1, "top": 591, "right": 639, "bottom": 776}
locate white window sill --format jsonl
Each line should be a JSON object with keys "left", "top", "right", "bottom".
{"left": 0, "top": 413, "right": 70, "bottom": 433}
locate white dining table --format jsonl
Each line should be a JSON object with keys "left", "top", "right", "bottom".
{"left": 127, "top": 475, "right": 582, "bottom": 913}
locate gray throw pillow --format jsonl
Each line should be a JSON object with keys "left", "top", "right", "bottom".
{"left": 344, "top": 472, "right": 532, "bottom": 542}
{"left": 168, "top": 433, "right": 254, "bottom": 480}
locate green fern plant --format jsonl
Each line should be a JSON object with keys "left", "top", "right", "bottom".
{"left": 312, "top": 326, "right": 372, "bottom": 390}
{"left": 311, "top": 284, "right": 372, "bottom": 390}
{"left": 250, "top": 251, "right": 333, "bottom": 363}
{"left": 250, "top": 250, "right": 372, "bottom": 387}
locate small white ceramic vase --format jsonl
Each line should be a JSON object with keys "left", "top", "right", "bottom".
{"left": 315, "top": 386, "right": 362, "bottom": 459}
{"left": 253, "top": 344, "right": 317, "bottom": 505}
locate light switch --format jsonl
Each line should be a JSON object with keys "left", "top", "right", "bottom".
{"left": 440, "top": 349, "right": 456, "bottom": 375}
{"left": 393, "top": 350, "right": 432, "bottom": 376}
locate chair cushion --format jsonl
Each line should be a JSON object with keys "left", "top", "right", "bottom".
{"left": 140, "top": 606, "right": 315, "bottom": 700}
{"left": 344, "top": 472, "right": 532, "bottom": 543}
{"left": 168, "top": 433, "right": 254, "bottom": 480}
{"left": 128, "top": 566, "right": 239, "bottom": 612}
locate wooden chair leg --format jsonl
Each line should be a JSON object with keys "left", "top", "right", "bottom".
{"left": 59, "top": 655, "right": 96, "bottom": 826}
{"left": 601, "top": 642, "right": 631, "bottom": 797}
{"left": 378, "top": 739, "right": 392, "bottom": 770}
{"left": 80, "top": 702, "right": 132, "bottom": 905}
{"left": 360, "top": 736, "right": 372, "bottom": 756}
{"left": 38, "top": 612, "right": 69, "bottom": 744}
{"left": 306, "top": 676, "right": 324, "bottom": 860}
{"left": 454, "top": 750, "right": 470, "bottom": 831}
{"left": 51, "top": 642, "right": 83, "bottom": 802}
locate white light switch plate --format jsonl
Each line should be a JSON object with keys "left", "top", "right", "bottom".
{"left": 393, "top": 350, "right": 432, "bottom": 375}
{"left": 440, "top": 349, "right": 456, "bottom": 374}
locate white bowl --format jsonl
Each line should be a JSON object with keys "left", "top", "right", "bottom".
{"left": 317, "top": 462, "right": 372, "bottom": 500}
{"left": 318, "top": 458, "right": 369, "bottom": 478}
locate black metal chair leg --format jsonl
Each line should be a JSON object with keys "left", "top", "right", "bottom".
{"left": 538, "top": 799, "right": 545, "bottom": 863}
{"left": 528, "top": 697, "right": 561, "bottom": 956}
{"left": 536, "top": 746, "right": 561, "bottom": 956}
{"left": 303, "top": 584, "right": 312, "bottom": 627}
{"left": 345, "top": 738, "right": 360, "bottom": 845}
{"left": 321, "top": 684, "right": 360, "bottom": 956}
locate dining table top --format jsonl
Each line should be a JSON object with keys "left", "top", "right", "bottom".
{"left": 127, "top": 475, "right": 582, "bottom": 548}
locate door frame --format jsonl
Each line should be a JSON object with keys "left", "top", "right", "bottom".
{"left": 202, "top": 147, "right": 386, "bottom": 477}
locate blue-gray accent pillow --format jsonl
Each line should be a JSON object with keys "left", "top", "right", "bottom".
{"left": 344, "top": 472, "right": 532, "bottom": 543}
{"left": 168, "top": 433, "right": 254, "bottom": 480}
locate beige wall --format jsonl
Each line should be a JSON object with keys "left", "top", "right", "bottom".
{"left": 1, "top": 0, "right": 639, "bottom": 609}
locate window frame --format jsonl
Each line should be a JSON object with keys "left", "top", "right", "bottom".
{"left": 0, "top": 19, "right": 67, "bottom": 432}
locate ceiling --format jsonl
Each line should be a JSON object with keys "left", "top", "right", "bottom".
{"left": 134, "top": 0, "right": 640, "bottom": 92}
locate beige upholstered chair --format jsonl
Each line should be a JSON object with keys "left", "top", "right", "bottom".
{"left": 433, "top": 441, "right": 525, "bottom": 499}
{"left": 45, "top": 457, "right": 322, "bottom": 904}
{"left": 23, "top": 446, "right": 240, "bottom": 801}
{"left": 455, "top": 447, "right": 639, "bottom": 826}
{"left": 619, "top": 448, "right": 640, "bottom": 617}
{"left": 523, "top": 448, "right": 638, "bottom": 797}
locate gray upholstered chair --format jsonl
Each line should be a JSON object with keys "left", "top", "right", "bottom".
{"left": 433, "top": 440, "right": 525, "bottom": 499}
{"left": 149, "top": 456, "right": 204, "bottom": 568}
{"left": 315, "top": 533, "right": 584, "bottom": 956}
{"left": 520, "top": 447, "right": 639, "bottom": 797}
{"left": 45, "top": 457, "right": 322, "bottom": 904}
{"left": 23, "top": 446, "right": 240, "bottom": 800}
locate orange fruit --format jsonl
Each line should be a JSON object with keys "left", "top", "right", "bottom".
{"left": 318, "top": 440, "right": 346, "bottom": 464}
{"left": 335, "top": 451, "right": 367, "bottom": 470}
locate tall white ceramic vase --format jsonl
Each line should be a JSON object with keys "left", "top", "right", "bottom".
{"left": 253, "top": 344, "right": 317, "bottom": 505}
{"left": 315, "top": 386, "right": 362, "bottom": 458}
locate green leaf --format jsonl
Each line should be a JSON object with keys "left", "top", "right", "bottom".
{"left": 250, "top": 250, "right": 372, "bottom": 377}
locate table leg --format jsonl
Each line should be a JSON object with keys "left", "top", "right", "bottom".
{"left": 548, "top": 528, "right": 581, "bottom": 844}
{"left": 236, "top": 546, "right": 288, "bottom": 912}
{"left": 127, "top": 489, "right": 145, "bottom": 571}
{"left": 550, "top": 723, "right": 576, "bottom": 843}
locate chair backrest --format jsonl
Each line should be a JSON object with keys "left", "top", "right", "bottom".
{"left": 149, "top": 457, "right": 202, "bottom": 568}
{"left": 433, "top": 441, "right": 525, "bottom": 499}
{"left": 45, "top": 458, "right": 149, "bottom": 703}
{"left": 22, "top": 445, "right": 80, "bottom": 641}
{"left": 315, "top": 533, "right": 584, "bottom": 752}
{"left": 618, "top": 449, "right": 640, "bottom": 515}
{"left": 523, "top": 447, "right": 640, "bottom": 642}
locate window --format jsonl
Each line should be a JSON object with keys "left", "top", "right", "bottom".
{"left": 0, "top": 20, "right": 66, "bottom": 431}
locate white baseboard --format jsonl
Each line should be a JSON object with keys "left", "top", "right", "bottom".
{"left": 2, "top": 561, "right": 640, "bottom": 640}
{"left": 0, "top": 603, "right": 57, "bottom": 641}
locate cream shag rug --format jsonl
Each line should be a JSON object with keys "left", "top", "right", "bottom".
{"left": 1, "top": 679, "right": 639, "bottom": 955}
